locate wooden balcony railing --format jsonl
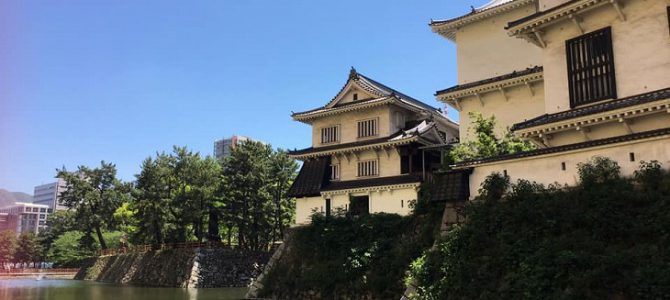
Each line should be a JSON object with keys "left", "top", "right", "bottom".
{"left": 97, "top": 241, "right": 232, "bottom": 256}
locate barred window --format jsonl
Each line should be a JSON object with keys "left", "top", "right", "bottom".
{"left": 321, "top": 126, "right": 339, "bottom": 144}
{"left": 566, "top": 27, "right": 617, "bottom": 107}
{"left": 357, "top": 160, "right": 379, "bottom": 177}
{"left": 357, "top": 118, "right": 378, "bottom": 138}
{"left": 331, "top": 164, "right": 340, "bottom": 180}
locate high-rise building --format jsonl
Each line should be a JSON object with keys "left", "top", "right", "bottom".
{"left": 0, "top": 202, "right": 51, "bottom": 235}
{"left": 33, "top": 178, "right": 67, "bottom": 211}
{"left": 214, "top": 135, "right": 256, "bottom": 160}
{"left": 0, "top": 213, "right": 18, "bottom": 233}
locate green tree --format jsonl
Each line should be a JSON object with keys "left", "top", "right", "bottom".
{"left": 48, "top": 231, "right": 91, "bottom": 267}
{"left": 219, "top": 141, "right": 296, "bottom": 250}
{"left": 57, "top": 161, "right": 128, "bottom": 250}
{"left": 448, "top": 112, "right": 535, "bottom": 163}
{"left": 131, "top": 147, "right": 222, "bottom": 247}
{"left": 268, "top": 149, "right": 298, "bottom": 243}
{"left": 14, "top": 232, "right": 42, "bottom": 267}
{"left": 38, "top": 210, "right": 75, "bottom": 255}
{"left": 0, "top": 230, "right": 17, "bottom": 268}
{"left": 133, "top": 153, "right": 176, "bottom": 248}
{"left": 113, "top": 202, "right": 137, "bottom": 242}
{"left": 221, "top": 141, "right": 273, "bottom": 250}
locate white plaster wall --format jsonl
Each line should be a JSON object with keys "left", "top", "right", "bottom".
{"left": 368, "top": 187, "right": 417, "bottom": 215}
{"left": 546, "top": 113, "right": 670, "bottom": 146}
{"left": 541, "top": 0, "right": 670, "bottom": 114}
{"left": 295, "top": 196, "right": 323, "bottom": 225}
{"left": 293, "top": 186, "right": 418, "bottom": 225}
{"left": 458, "top": 83, "right": 545, "bottom": 142}
{"left": 466, "top": 136, "right": 670, "bottom": 198}
{"left": 311, "top": 105, "right": 392, "bottom": 148}
{"left": 538, "top": 0, "right": 572, "bottom": 11}
{"left": 455, "top": 3, "right": 542, "bottom": 84}
{"left": 332, "top": 148, "right": 402, "bottom": 181}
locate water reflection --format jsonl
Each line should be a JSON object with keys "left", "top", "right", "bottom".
{"left": 0, "top": 279, "right": 248, "bottom": 300}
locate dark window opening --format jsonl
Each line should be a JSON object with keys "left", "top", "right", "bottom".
{"left": 503, "top": 170, "right": 508, "bottom": 177}
{"left": 349, "top": 196, "right": 369, "bottom": 216}
{"left": 561, "top": 162, "right": 566, "bottom": 171}
{"left": 401, "top": 200, "right": 404, "bottom": 208}
{"left": 353, "top": 93, "right": 358, "bottom": 101}
{"left": 325, "top": 199, "right": 331, "bottom": 217}
{"left": 629, "top": 152, "right": 635, "bottom": 162}
{"left": 401, "top": 155, "right": 410, "bottom": 174}
{"left": 566, "top": 27, "right": 617, "bottom": 107}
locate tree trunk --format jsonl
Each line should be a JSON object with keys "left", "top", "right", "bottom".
{"left": 95, "top": 226, "right": 107, "bottom": 250}
{"left": 208, "top": 207, "right": 221, "bottom": 242}
{"left": 153, "top": 218, "right": 162, "bottom": 250}
{"left": 226, "top": 225, "right": 233, "bottom": 247}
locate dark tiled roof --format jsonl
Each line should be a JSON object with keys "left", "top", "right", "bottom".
{"left": 294, "top": 96, "right": 392, "bottom": 116}
{"left": 321, "top": 175, "right": 422, "bottom": 192}
{"left": 454, "top": 127, "right": 670, "bottom": 167}
{"left": 430, "top": 0, "right": 522, "bottom": 27}
{"left": 435, "top": 66, "right": 543, "bottom": 96}
{"left": 287, "top": 157, "right": 330, "bottom": 198}
{"left": 356, "top": 73, "right": 439, "bottom": 112}
{"left": 506, "top": 0, "right": 580, "bottom": 29}
{"left": 431, "top": 168, "right": 473, "bottom": 202}
{"left": 293, "top": 69, "right": 442, "bottom": 117}
{"left": 511, "top": 88, "right": 670, "bottom": 131}
{"left": 288, "top": 136, "right": 396, "bottom": 156}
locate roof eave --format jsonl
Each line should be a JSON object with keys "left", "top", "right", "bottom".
{"left": 288, "top": 137, "right": 419, "bottom": 160}
{"left": 435, "top": 71, "right": 543, "bottom": 99}
{"left": 506, "top": 0, "right": 611, "bottom": 38}
{"left": 431, "top": 0, "right": 535, "bottom": 41}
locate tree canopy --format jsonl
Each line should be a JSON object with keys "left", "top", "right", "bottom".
{"left": 448, "top": 112, "right": 535, "bottom": 164}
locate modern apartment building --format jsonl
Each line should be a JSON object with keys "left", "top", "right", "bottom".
{"left": 0, "top": 202, "right": 51, "bottom": 235}
{"left": 33, "top": 178, "right": 67, "bottom": 211}
{"left": 0, "top": 213, "right": 18, "bottom": 233}
{"left": 431, "top": 0, "right": 670, "bottom": 197}
{"left": 287, "top": 68, "right": 459, "bottom": 224}
{"left": 214, "top": 135, "right": 256, "bottom": 160}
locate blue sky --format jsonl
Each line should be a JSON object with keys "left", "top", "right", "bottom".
{"left": 0, "top": 1, "right": 473, "bottom": 194}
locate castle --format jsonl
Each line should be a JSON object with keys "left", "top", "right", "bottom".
{"left": 289, "top": 0, "right": 670, "bottom": 224}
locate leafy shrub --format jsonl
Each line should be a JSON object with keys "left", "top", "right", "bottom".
{"left": 260, "top": 200, "right": 443, "bottom": 299}
{"left": 408, "top": 158, "right": 670, "bottom": 299}
{"left": 448, "top": 113, "right": 535, "bottom": 164}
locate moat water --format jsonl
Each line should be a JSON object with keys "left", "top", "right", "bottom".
{"left": 0, "top": 279, "right": 248, "bottom": 300}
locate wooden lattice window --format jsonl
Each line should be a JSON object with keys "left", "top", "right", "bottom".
{"left": 357, "top": 118, "right": 378, "bottom": 138}
{"left": 330, "top": 164, "right": 340, "bottom": 180}
{"left": 321, "top": 125, "right": 339, "bottom": 144}
{"left": 566, "top": 27, "right": 617, "bottom": 107}
{"left": 357, "top": 160, "right": 379, "bottom": 177}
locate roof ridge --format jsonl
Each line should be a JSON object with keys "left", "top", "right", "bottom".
{"left": 356, "top": 72, "right": 440, "bottom": 111}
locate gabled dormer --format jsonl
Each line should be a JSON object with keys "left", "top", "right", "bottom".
{"left": 291, "top": 68, "right": 459, "bottom": 148}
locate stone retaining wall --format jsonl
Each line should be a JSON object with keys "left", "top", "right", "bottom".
{"left": 75, "top": 248, "right": 270, "bottom": 288}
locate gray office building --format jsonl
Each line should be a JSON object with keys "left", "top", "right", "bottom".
{"left": 33, "top": 179, "right": 67, "bottom": 211}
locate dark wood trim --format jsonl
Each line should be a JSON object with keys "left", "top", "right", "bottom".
{"left": 566, "top": 27, "right": 617, "bottom": 108}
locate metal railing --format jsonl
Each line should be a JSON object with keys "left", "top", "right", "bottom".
{"left": 98, "top": 241, "right": 233, "bottom": 256}
{"left": 0, "top": 268, "right": 79, "bottom": 274}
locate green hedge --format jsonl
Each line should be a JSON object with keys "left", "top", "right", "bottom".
{"left": 259, "top": 199, "right": 443, "bottom": 299}
{"left": 408, "top": 158, "right": 670, "bottom": 299}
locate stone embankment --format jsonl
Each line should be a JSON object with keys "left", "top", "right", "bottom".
{"left": 75, "top": 248, "right": 270, "bottom": 288}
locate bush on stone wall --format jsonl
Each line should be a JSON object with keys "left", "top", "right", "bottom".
{"left": 259, "top": 196, "right": 443, "bottom": 299}
{"left": 407, "top": 158, "right": 670, "bottom": 299}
